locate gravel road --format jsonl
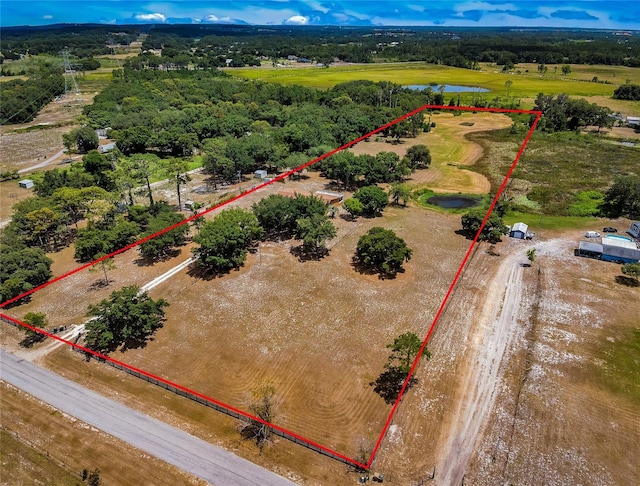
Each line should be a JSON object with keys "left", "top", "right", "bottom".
{"left": 0, "top": 348, "right": 297, "bottom": 486}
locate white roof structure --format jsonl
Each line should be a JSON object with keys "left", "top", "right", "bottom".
{"left": 511, "top": 222, "right": 528, "bottom": 233}
{"left": 602, "top": 236, "right": 636, "bottom": 249}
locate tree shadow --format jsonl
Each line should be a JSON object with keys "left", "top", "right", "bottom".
{"left": 370, "top": 366, "right": 417, "bottom": 405}
{"left": 350, "top": 256, "right": 402, "bottom": 280}
{"left": 290, "top": 245, "right": 329, "bottom": 262}
{"left": 339, "top": 213, "right": 356, "bottom": 222}
{"left": 186, "top": 262, "right": 233, "bottom": 281}
{"left": 134, "top": 248, "right": 182, "bottom": 267}
{"left": 615, "top": 275, "right": 640, "bottom": 287}
{"left": 88, "top": 278, "right": 112, "bottom": 291}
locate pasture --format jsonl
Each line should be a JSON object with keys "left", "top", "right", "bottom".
{"left": 229, "top": 62, "right": 640, "bottom": 113}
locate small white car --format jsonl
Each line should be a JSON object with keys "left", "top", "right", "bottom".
{"left": 585, "top": 231, "right": 600, "bottom": 238}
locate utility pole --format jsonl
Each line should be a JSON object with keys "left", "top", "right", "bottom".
{"left": 61, "top": 50, "right": 84, "bottom": 104}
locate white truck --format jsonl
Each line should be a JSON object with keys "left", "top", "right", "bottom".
{"left": 629, "top": 222, "right": 640, "bottom": 239}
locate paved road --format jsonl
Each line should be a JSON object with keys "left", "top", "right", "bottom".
{"left": 0, "top": 349, "right": 297, "bottom": 486}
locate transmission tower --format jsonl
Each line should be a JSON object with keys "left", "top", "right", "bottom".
{"left": 61, "top": 50, "right": 84, "bottom": 103}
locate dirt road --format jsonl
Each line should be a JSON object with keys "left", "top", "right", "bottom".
{"left": 0, "top": 348, "right": 297, "bottom": 486}
{"left": 437, "top": 243, "right": 528, "bottom": 483}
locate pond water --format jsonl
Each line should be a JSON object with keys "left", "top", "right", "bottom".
{"left": 406, "top": 84, "right": 490, "bottom": 93}
{"left": 426, "top": 195, "right": 482, "bottom": 209}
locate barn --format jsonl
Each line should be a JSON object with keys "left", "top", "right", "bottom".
{"left": 576, "top": 241, "right": 603, "bottom": 259}
{"left": 18, "top": 179, "right": 34, "bottom": 189}
{"left": 509, "top": 222, "right": 528, "bottom": 239}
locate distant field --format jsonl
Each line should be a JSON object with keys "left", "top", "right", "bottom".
{"left": 229, "top": 62, "right": 640, "bottom": 113}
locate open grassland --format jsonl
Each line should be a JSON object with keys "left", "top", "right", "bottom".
{"left": 230, "top": 62, "right": 640, "bottom": 113}
{"left": 0, "top": 381, "right": 206, "bottom": 486}
{"left": 230, "top": 62, "right": 618, "bottom": 97}
{"left": 469, "top": 129, "right": 640, "bottom": 216}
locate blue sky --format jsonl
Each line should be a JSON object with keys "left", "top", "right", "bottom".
{"left": 2, "top": 1, "right": 639, "bottom": 29}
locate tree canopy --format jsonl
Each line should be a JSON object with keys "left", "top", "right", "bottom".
{"left": 0, "top": 246, "right": 53, "bottom": 304}
{"left": 601, "top": 176, "right": 640, "bottom": 219}
{"left": 192, "top": 209, "right": 263, "bottom": 273}
{"left": 460, "top": 209, "right": 508, "bottom": 243}
{"left": 85, "top": 285, "right": 168, "bottom": 353}
{"left": 353, "top": 185, "right": 388, "bottom": 216}
{"left": 355, "top": 227, "right": 412, "bottom": 277}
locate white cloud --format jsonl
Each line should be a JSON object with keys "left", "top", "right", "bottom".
{"left": 135, "top": 13, "right": 166, "bottom": 22}
{"left": 204, "top": 14, "right": 219, "bottom": 21}
{"left": 284, "top": 15, "right": 309, "bottom": 25}
{"left": 43, "top": 14, "right": 53, "bottom": 20}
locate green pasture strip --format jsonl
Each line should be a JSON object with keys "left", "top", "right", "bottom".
{"left": 228, "top": 63, "right": 621, "bottom": 98}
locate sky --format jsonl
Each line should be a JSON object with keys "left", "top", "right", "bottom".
{"left": 1, "top": 1, "right": 639, "bottom": 29}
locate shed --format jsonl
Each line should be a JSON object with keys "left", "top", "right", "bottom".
{"left": 509, "top": 222, "right": 528, "bottom": 239}
{"left": 19, "top": 179, "right": 34, "bottom": 189}
{"left": 254, "top": 170, "right": 268, "bottom": 179}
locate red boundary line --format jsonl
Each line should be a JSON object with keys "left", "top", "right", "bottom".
{"left": 1, "top": 105, "right": 542, "bottom": 471}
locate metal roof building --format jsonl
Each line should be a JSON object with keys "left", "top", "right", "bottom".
{"left": 509, "top": 222, "right": 528, "bottom": 239}
{"left": 602, "top": 235, "right": 640, "bottom": 263}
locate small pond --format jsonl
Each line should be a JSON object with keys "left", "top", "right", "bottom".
{"left": 406, "top": 84, "right": 490, "bottom": 93}
{"left": 426, "top": 195, "right": 482, "bottom": 209}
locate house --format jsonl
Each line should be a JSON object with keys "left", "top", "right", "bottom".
{"left": 18, "top": 179, "right": 34, "bottom": 189}
{"left": 601, "top": 235, "right": 640, "bottom": 263}
{"left": 509, "top": 222, "right": 528, "bottom": 239}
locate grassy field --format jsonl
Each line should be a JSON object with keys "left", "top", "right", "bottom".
{"left": 468, "top": 129, "right": 640, "bottom": 216}
{"left": 229, "top": 62, "right": 640, "bottom": 113}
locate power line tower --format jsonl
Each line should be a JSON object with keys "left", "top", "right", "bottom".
{"left": 61, "top": 50, "right": 84, "bottom": 104}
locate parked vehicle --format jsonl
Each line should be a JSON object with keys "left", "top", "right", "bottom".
{"left": 629, "top": 222, "right": 640, "bottom": 239}
{"left": 585, "top": 231, "right": 600, "bottom": 238}
{"left": 603, "top": 227, "right": 618, "bottom": 233}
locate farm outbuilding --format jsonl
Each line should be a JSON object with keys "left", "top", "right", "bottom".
{"left": 254, "top": 170, "right": 268, "bottom": 179}
{"left": 601, "top": 235, "right": 640, "bottom": 263}
{"left": 18, "top": 179, "right": 34, "bottom": 189}
{"left": 576, "top": 241, "right": 603, "bottom": 259}
{"left": 509, "top": 222, "right": 528, "bottom": 239}
{"left": 315, "top": 190, "right": 344, "bottom": 205}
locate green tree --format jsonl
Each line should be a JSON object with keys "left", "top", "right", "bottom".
{"left": 343, "top": 197, "right": 363, "bottom": 220}
{"left": 0, "top": 246, "right": 53, "bottom": 303}
{"left": 193, "top": 209, "right": 263, "bottom": 273}
{"left": 139, "top": 211, "right": 188, "bottom": 260}
{"left": 370, "top": 332, "right": 430, "bottom": 404}
{"left": 561, "top": 64, "right": 572, "bottom": 76}
{"left": 389, "top": 183, "right": 411, "bottom": 206}
{"left": 295, "top": 213, "right": 337, "bottom": 254}
{"left": 163, "top": 157, "right": 190, "bottom": 210}
{"left": 460, "top": 209, "right": 508, "bottom": 243}
{"left": 353, "top": 185, "right": 388, "bottom": 216}
{"left": 85, "top": 285, "right": 168, "bottom": 353}
{"left": 89, "top": 254, "right": 117, "bottom": 286}
{"left": 602, "top": 176, "right": 640, "bottom": 219}
{"left": 505, "top": 80, "right": 513, "bottom": 97}
{"left": 405, "top": 144, "right": 432, "bottom": 170}
{"left": 526, "top": 248, "right": 537, "bottom": 266}
{"left": 19, "top": 312, "right": 49, "bottom": 348}
{"left": 74, "top": 219, "right": 140, "bottom": 263}
{"left": 621, "top": 263, "right": 640, "bottom": 282}
{"left": 203, "top": 138, "right": 234, "bottom": 188}
{"left": 131, "top": 154, "right": 159, "bottom": 206}
{"left": 73, "top": 126, "right": 99, "bottom": 154}
{"left": 355, "top": 227, "right": 412, "bottom": 277}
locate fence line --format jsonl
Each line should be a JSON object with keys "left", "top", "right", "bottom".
{"left": 67, "top": 344, "right": 359, "bottom": 468}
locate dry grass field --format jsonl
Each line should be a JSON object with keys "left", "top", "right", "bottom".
{"left": 3, "top": 108, "right": 638, "bottom": 485}
{"left": 0, "top": 381, "right": 207, "bottom": 486}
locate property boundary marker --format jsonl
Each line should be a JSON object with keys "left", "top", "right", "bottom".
{"left": 1, "top": 104, "right": 542, "bottom": 471}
